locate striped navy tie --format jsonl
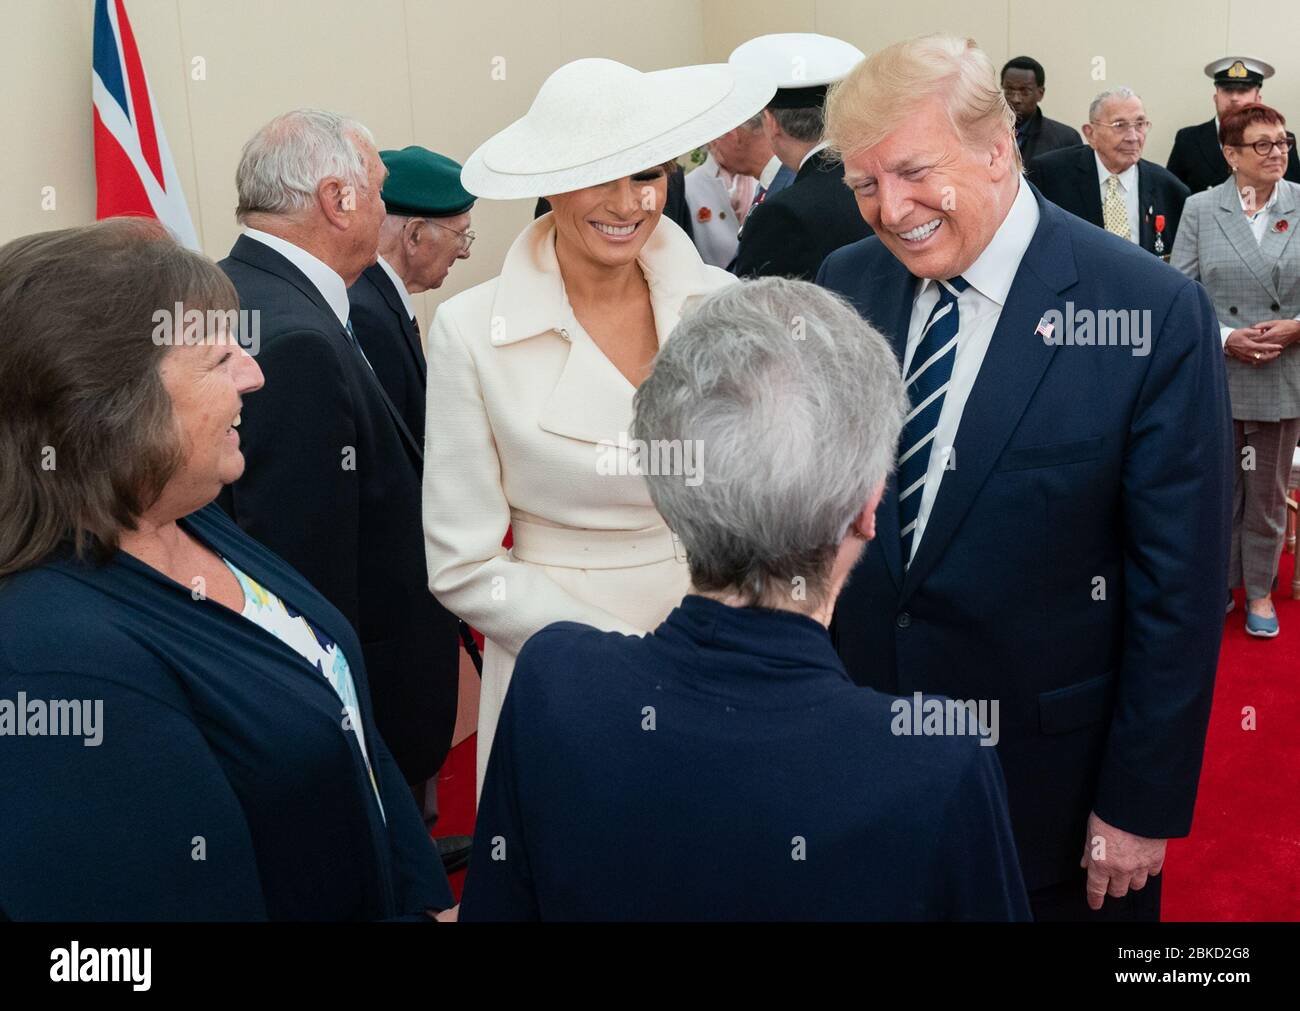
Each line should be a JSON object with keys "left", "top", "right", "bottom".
{"left": 898, "top": 276, "right": 969, "bottom": 562}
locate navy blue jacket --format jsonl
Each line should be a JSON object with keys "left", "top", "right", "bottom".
{"left": 0, "top": 503, "right": 451, "bottom": 921}
{"left": 1027, "top": 145, "right": 1190, "bottom": 256}
{"left": 348, "top": 262, "right": 428, "bottom": 447}
{"left": 816, "top": 187, "right": 1232, "bottom": 891}
{"left": 460, "top": 596, "right": 1030, "bottom": 921}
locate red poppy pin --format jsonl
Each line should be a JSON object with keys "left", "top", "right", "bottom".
{"left": 1154, "top": 214, "right": 1166, "bottom": 233}
{"left": 697, "top": 206, "right": 713, "bottom": 223}
{"left": 1275, "top": 219, "right": 1289, "bottom": 233}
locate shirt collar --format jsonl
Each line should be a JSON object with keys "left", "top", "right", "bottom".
{"left": 759, "top": 155, "right": 783, "bottom": 189}
{"left": 798, "top": 141, "right": 830, "bottom": 172}
{"left": 1238, "top": 182, "right": 1280, "bottom": 218}
{"left": 488, "top": 212, "right": 723, "bottom": 347}
{"left": 243, "top": 228, "right": 351, "bottom": 327}
{"left": 1094, "top": 151, "right": 1138, "bottom": 192}
{"left": 917, "top": 176, "right": 1039, "bottom": 308}
{"left": 376, "top": 255, "right": 417, "bottom": 321}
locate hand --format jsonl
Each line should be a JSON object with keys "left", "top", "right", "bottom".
{"left": 1251, "top": 318, "right": 1300, "bottom": 348}
{"left": 434, "top": 903, "right": 460, "bottom": 922}
{"left": 1080, "top": 811, "right": 1167, "bottom": 911}
{"left": 1224, "top": 327, "right": 1282, "bottom": 364}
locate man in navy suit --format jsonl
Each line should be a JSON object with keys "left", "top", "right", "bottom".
{"left": 1029, "top": 87, "right": 1190, "bottom": 258}
{"left": 218, "top": 111, "right": 460, "bottom": 798}
{"left": 817, "top": 36, "right": 1232, "bottom": 921}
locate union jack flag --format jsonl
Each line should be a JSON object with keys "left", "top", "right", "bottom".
{"left": 92, "top": 0, "right": 198, "bottom": 249}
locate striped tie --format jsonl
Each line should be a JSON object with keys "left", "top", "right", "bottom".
{"left": 898, "top": 276, "right": 969, "bottom": 562}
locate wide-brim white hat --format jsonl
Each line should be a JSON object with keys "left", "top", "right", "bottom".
{"left": 461, "top": 58, "right": 777, "bottom": 200}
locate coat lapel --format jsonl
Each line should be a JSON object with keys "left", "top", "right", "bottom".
{"left": 1075, "top": 149, "right": 1104, "bottom": 226}
{"left": 1257, "top": 180, "right": 1300, "bottom": 270}
{"left": 494, "top": 213, "right": 727, "bottom": 446}
{"left": 1195, "top": 119, "right": 1227, "bottom": 180}
{"left": 368, "top": 263, "right": 427, "bottom": 385}
{"left": 876, "top": 260, "right": 919, "bottom": 592}
{"left": 900, "top": 195, "right": 1075, "bottom": 600}
{"left": 1214, "top": 179, "right": 1282, "bottom": 302}
{"left": 1138, "top": 162, "right": 1156, "bottom": 252}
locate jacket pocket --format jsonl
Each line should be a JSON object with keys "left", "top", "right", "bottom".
{"left": 996, "top": 436, "right": 1103, "bottom": 472}
{"left": 1038, "top": 670, "right": 1115, "bottom": 735}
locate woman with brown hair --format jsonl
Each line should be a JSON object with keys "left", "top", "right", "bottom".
{"left": 0, "top": 218, "right": 450, "bottom": 920}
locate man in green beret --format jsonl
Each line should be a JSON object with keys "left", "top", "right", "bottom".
{"left": 347, "top": 145, "right": 475, "bottom": 872}
{"left": 349, "top": 145, "right": 475, "bottom": 443}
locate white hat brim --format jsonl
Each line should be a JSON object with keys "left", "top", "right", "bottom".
{"left": 461, "top": 60, "right": 777, "bottom": 200}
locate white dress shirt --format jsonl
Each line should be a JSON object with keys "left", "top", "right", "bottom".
{"left": 1094, "top": 152, "right": 1139, "bottom": 242}
{"left": 376, "top": 254, "right": 417, "bottom": 322}
{"left": 900, "top": 179, "right": 1040, "bottom": 561}
{"left": 758, "top": 155, "right": 783, "bottom": 190}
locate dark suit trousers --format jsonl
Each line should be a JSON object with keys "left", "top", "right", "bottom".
{"left": 1030, "top": 872, "right": 1162, "bottom": 922}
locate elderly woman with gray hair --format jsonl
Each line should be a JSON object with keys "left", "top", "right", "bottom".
{"left": 459, "top": 277, "right": 1030, "bottom": 922}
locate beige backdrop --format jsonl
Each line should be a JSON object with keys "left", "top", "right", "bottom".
{"left": 4, "top": 0, "right": 1300, "bottom": 324}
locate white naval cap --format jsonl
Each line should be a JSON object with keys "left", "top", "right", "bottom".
{"left": 729, "top": 33, "right": 866, "bottom": 108}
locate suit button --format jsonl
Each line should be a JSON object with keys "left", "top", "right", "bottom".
{"left": 896, "top": 612, "right": 911, "bottom": 628}
{"left": 1229, "top": 306, "right": 1238, "bottom": 315}
{"left": 1272, "top": 302, "right": 1281, "bottom": 311}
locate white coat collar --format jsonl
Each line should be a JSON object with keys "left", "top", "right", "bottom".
{"left": 489, "top": 211, "right": 730, "bottom": 445}
{"left": 489, "top": 211, "right": 721, "bottom": 347}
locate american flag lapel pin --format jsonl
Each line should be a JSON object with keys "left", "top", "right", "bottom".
{"left": 1035, "top": 315, "right": 1055, "bottom": 340}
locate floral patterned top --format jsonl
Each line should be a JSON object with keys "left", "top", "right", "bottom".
{"left": 222, "top": 557, "right": 385, "bottom": 822}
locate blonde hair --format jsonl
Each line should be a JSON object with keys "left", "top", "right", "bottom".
{"left": 825, "top": 34, "right": 1018, "bottom": 166}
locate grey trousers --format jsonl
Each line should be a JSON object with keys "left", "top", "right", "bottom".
{"left": 1230, "top": 417, "right": 1300, "bottom": 599}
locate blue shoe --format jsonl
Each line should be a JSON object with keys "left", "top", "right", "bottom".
{"left": 1245, "top": 610, "right": 1279, "bottom": 638}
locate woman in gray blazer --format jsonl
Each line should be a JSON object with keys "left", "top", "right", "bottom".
{"left": 1172, "top": 103, "right": 1300, "bottom": 637}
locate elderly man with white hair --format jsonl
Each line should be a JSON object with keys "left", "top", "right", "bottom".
{"left": 218, "top": 110, "right": 462, "bottom": 813}
{"left": 817, "top": 35, "right": 1231, "bottom": 921}
{"left": 1029, "top": 86, "right": 1190, "bottom": 257}
{"left": 459, "top": 277, "right": 1030, "bottom": 922}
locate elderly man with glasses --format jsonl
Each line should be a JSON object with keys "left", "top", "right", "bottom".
{"left": 1029, "top": 87, "right": 1190, "bottom": 258}
{"left": 349, "top": 146, "right": 476, "bottom": 444}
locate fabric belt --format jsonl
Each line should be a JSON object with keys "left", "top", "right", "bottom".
{"left": 510, "top": 517, "right": 682, "bottom": 569}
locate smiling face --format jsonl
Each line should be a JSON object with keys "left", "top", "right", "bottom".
{"left": 158, "top": 317, "right": 265, "bottom": 513}
{"left": 1083, "top": 94, "right": 1147, "bottom": 174}
{"left": 546, "top": 165, "right": 669, "bottom": 270}
{"left": 842, "top": 96, "right": 1019, "bottom": 280}
{"left": 1226, "top": 119, "right": 1290, "bottom": 188}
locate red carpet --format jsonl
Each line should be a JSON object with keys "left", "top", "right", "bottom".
{"left": 1162, "top": 549, "right": 1300, "bottom": 920}
{"left": 431, "top": 559, "right": 1300, "bottom": 918}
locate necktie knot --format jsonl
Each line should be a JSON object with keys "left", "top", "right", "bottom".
{"left": 937, "top": 275, "right": 970, "bottom": 301}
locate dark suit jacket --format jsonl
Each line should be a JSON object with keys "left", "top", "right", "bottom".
{"left": 0, "top": 503, "right": 451, "bottom": 920}
{"left": 1167, "top": 118, "right": 1300, "bottom": 194}
{"left": 461, "top": 596, "right": 1030, "bottom": 921}
{"left": 533, "top": 165, "right": 695, "bottom": 239}
{"left": 815, "top": 189, "right": 1232, "bottom": 891}
{"left": 218, "top": 235, "right": 458, "bottom": 785}
{"left": 1028, "top": 145, "right": 1191, "bottom": 255}
{"left": 348, "top": 262, "right": 427, "bottom": 445}
{"left": 1017, "top": 108, "right": 1083, "bottom": 163}
{"left": 732, "top": 150, "right": 874, "bottom": 280}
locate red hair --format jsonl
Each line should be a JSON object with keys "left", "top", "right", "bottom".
{"left": 1219, "top": 103, "right": 1286, "bottom": 147}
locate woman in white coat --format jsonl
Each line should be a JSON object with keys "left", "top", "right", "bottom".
{"left": 423, "top": 57, "right": 774, "bottom": 793}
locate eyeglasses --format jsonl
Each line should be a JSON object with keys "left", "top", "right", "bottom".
{"left": 427, "top": 219, "right": 476, "bottom": 250}
{"left": 1091, "top": 118, "right": 1152, "bottom": 134}
{"left": 1231, "top": 136, "right": 1297, "bottom": 157}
